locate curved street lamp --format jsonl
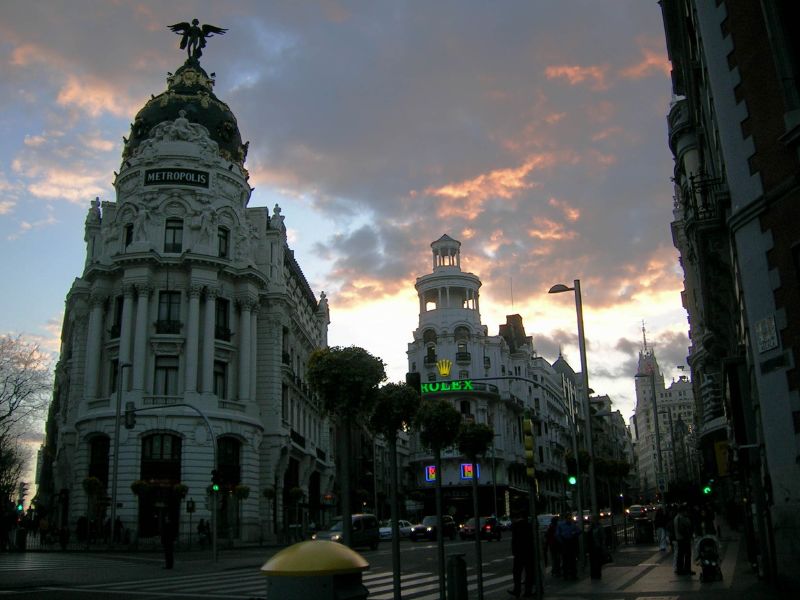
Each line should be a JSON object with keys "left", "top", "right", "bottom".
{"left": 549, "top": 280, "right": 598, "bottom": 518}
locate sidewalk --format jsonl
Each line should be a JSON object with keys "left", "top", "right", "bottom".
{"left": 484, "top": 518, "right": 782, "bottom": 599}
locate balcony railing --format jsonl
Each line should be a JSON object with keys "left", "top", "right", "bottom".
{"left": 154, "top": 320, "right": 182, "bottom": 334}
{"left": 423, "top": 354, "right": 437, "bottom": 367}
{"left": 455, "top": 351, "right": 471, "bottom": 363}
{"left": 316, "top": 448, "right": 327, "bottom": 461}
{"left": 290, "top": 429, "right": 306, "bottom": 448}
{"left": 143, "top": 395, "right": 181, "bottom": 406}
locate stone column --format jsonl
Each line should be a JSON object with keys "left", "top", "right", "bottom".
{"left": 83, "top": 292, "right": 106, "bottom": 400}
{"left": 238, "top": 298, "right": 252, "bottom": 402}
{"left": 118, "top": 283, "right": 136, "bottom": 368}
{"left": 250, "top": 303, "right": 259, "bottom": 400}
{"left": 132, "top": 283, "right": 151, "bottom": 392}
{"left": 201, "top": 288, "right": 217, "bottom": 393}
{"left": 185, "top": 284, "right": 203, "bottom": 393}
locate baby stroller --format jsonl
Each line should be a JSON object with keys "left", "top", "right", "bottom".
{"left": 695, "top": 535, "right": 722, "bottom": 582}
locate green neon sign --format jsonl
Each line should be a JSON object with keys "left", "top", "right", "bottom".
{"left": 421, "top": 380, "right": 474, "bottom": 394}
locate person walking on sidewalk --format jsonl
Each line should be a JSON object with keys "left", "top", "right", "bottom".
{"left": 507, "top": 506, "right": 535, "bottom": 598}
{"left": 654, "top": 507, "right": 669, "bottom": 551}
{"left": 587, "top": 514, "right": 606, "bottom": 580}
{"left": 556, "top": 512, "right": 581, "bottom": 581}
{"left": 673, "top": 504, "right": 695, "bottom": 575}
{"left": 545, "top": 515, "right": 561, "bottom": 576}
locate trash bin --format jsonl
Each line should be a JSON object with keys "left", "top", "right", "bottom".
{"left": 446, "top": 553, "right": 468, "bottom": 600}
{"left": 633, "top": 518, "right": 653, "bottom": 544}
{"left": 261, "top": 540, "right": 369, "bottom": 600}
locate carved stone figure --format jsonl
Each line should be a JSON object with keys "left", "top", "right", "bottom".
{"left": 168, "top": 19, "right": 227, "bottom": 59}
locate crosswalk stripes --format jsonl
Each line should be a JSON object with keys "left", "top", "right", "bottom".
{"left": 0, "top": 553, "right": 139, "bottom": 573}
{"left": 72, "top": 566, "right": 516, "bottom": 598}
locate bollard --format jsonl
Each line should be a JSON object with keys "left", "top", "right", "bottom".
{"left": 261, "top": 540, "right": 369, "bottom": 599}
{"left": 446, "top": 553, "right": 468, "bottom": 600}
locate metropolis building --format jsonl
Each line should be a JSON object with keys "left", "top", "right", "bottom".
{"left": 38, "top": 52, "right": 333, "bottom": 542}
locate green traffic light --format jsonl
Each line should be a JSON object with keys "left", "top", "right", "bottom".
{"left": 16, "top": 504, "right": 23, "bottom": 511}
{"left": 703, "top": 485, "right": 712, "bottom": 494}
{"left": 568, "top": 476, "right": 577, "bottom": 485}
{"left": 212, "top": 484, "right": 220, "bottom": 492}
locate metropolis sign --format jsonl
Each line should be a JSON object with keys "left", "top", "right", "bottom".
{"left": 144, "top": 168, "right": 209, "bottom": 188}
{"left": 420, "top": 380, "right": 474, "bottom": 395}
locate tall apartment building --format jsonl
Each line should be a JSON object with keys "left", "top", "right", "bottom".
{"left": 37, "top": 52, "right": 333, "bottom": 542}
{"left": 661, "top": 0, "right": 800, "bottom": 583}
{"left": 633, "top": 346, "right": 696, "bottom": 499}
{"left": 405, "top": 235, "right": 577, "bottom": 519}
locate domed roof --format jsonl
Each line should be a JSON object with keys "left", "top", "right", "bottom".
{"left": 123, "top": 57, "right": 247, "bottom": 165}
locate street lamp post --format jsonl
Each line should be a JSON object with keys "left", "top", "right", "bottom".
{"left": 110, "top": 361, "right": 132, "bottom": 548}
{"left": 549, "top": 280, "right": 598, "bottom": 518}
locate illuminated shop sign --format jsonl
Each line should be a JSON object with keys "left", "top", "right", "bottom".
{"left": 424, "top": 465, "right": 437, "bottom": 482}
{"left": 420, "top": 380, "right": 474, "bottom": 394}
{"left": 460, "top": 463, "right": 480, "bottom": 480}
{"left": 144, "top": 168, "right": 209, "bottom": 188}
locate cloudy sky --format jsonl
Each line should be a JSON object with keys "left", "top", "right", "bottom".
{"left": 0, "top": 0, "right": 690, "bottom": 432}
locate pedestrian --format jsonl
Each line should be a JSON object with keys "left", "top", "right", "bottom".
{"left": 654, "top": 507, "right": 668, "bottom": 551}
{"left": 161, "top": 513, "right": 176, "bottom": 569}
{"left": 506, "top": 506, "right": 535, "bottom": 598}
{"left": 556, "top": 512, "right": 581, "bottom": 580}
{"left": 673, "top": 504, "right": 695, "bottom": 575}
{"left": 587, "top": 514, "right": 606, "bottom": 580}
{"left": 545, "top": 515, "right": 561, "bottom": 576}
{"left": 197, "top": 518, "right": 208, "bottom": 548}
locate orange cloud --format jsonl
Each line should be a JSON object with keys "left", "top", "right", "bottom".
{"left": 620, "top": 47, "right": 671, "bottom": 80}
{"left": 426, "top": 154, "right": 556, "bottom": 220}
{"left": 545, "top": 64, "right": 609, "bottom": 90}
{"left": 548, "top": 197, "right": 580, "bottom": 222}
{"left": 57, "top": 74, "right": 139, "bottom": 118}
{"left": 13, "top": 160, "right": 106, "bottom": 204}
{"left": 528, "top": 217, "right": 576, "bottom": 241}
{"left": 0, "top": 200, "right": 15, "bottom": 215}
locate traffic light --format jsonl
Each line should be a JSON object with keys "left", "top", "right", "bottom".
{"left": 522, "top": 418, "right": 535, "bottom": 479}
{"left": 568, "top": 475, "right": 577, "bottom": 486}
{"left": 124, "top": 401, "right": 136, "bottom": 429}
{"left": 703, "top": 478, "right": 714, "bottom": 495}
{"left": 211, "top": 469, "right": 220, "bottom": 492}
{"left": 405, "top": 372, "right": 422, "bottom": 396}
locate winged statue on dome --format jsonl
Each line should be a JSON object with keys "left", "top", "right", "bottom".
{"left": 168, "top": 19, "right": 227, "bottom": 59}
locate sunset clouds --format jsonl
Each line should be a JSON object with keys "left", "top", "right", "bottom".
{"left": 0, "top": 1, "right": 684, "bottom": 418}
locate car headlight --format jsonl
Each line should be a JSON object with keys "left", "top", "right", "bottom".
{"left": 311, "top": 533, "right": 317, "bottom": 540}
{"left": 331, "top": 534, "right": 341, "bottom": 542}
{"left": 426, "top": 527, "right": 433, "bottom": 532}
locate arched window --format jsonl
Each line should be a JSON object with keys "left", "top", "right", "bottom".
{"left": 88, "top": 435, "right": 110, "bottom": 489}
{"left": 217, "top": 436, "right": 241, "bottom": 489}
{"left": 140, "top": 433, "right": 182, "bottom": 482}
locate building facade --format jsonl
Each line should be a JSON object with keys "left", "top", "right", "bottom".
{"left": 405, "top": 235, "right": 579, "bottom": 520}
{"left": 38, "top": 55, "right": 333, "bottom": 543}
{"left": 661, "top": 0, "right": 800, "bottom": 584}
{"left": 632, "top": 346, "right": 696, "bottom": 499}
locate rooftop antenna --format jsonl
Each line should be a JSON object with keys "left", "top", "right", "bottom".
{"left": 641, "top": 320, "right": 649, "bottom": 354}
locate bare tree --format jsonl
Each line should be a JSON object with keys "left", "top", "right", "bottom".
{"left": 0, "top": 335, "right": 52, "bottom": 503}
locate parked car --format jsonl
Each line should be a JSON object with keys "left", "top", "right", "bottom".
{"left": 599, "top": 508, "right": 613, "bottom": 519}
{"left": 409, "top": 515, "right": 457, "bottom": 541}
{"left": 379, "top": 519, "right": 413, "bottom": 539}
{"left": 312, "top": 513, "right": 380, "bottom": 549}
{"left": 459, "top": 517, "right": 502, "bottom": 541}
{"left": 626, "top": 504, "right": 646, "bottom": 519}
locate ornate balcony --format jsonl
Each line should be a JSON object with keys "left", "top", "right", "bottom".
{"left": 154, "top": 320, "right": 182, "bottom": 334}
